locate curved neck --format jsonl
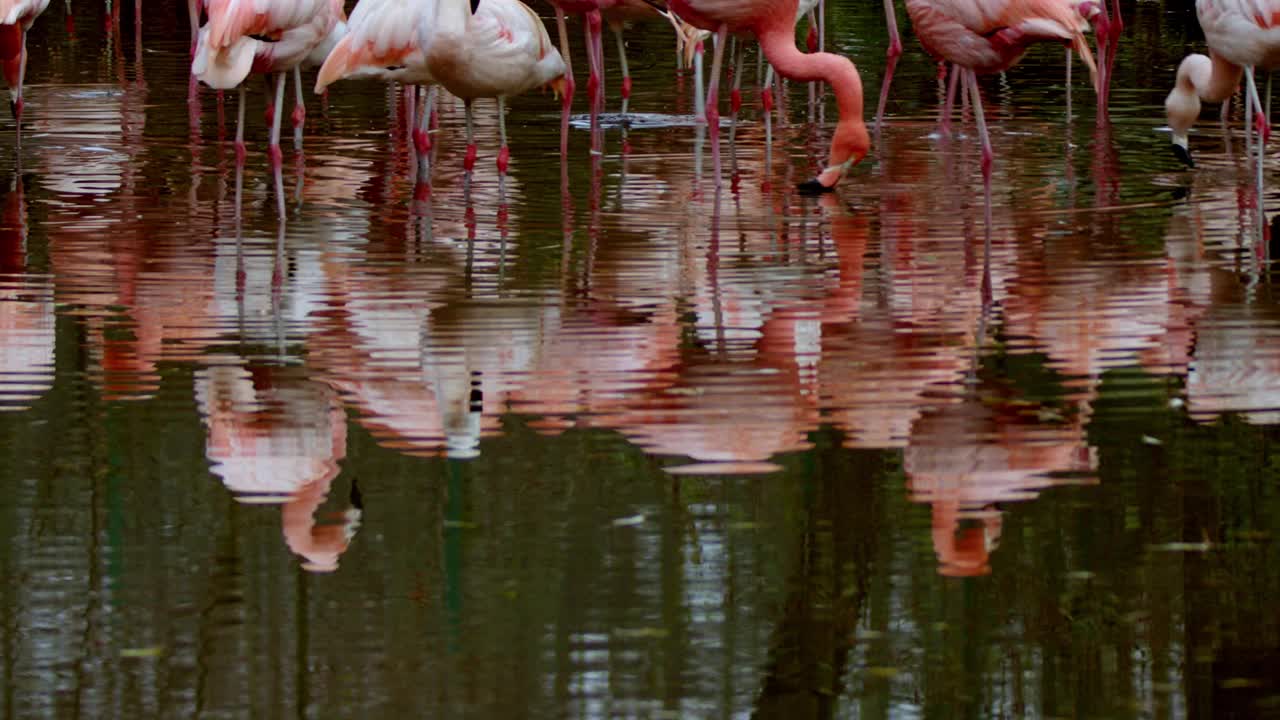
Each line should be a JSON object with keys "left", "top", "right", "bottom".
{"left": 756, "top": 25, "right": 863, "bottom": 122}
{"left": 1180, "top": 51, "right": 1241, "bottom": 103}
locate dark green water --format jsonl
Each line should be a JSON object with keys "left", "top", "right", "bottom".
{"left": 0, "top": 0, "right": 1278, "bottom": 716}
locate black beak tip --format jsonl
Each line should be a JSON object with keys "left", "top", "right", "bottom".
{"left": 796, "top": 178, "right": 834, "bottom": 196}
{"left": 1172, "top": 143, "right": 1194, "bottom": 169}
{"left": 8, "top": 101, "right": 16, "bottom": 120}
{"left": 349, "top": 477, "right": 364, "bottom": 510}
{"left": 469, "top": 0, "right": 480, "bottom": 13}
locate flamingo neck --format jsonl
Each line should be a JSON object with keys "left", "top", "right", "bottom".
{"left": 1176, "top": 52, "right": 1239, "bottom": 104}
{"left": 756, "top": 24, "right": 863, "bottom": 123}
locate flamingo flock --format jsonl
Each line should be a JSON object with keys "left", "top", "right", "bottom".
{"left": 7, "top": 0, "right": 1280, "bottom": 220}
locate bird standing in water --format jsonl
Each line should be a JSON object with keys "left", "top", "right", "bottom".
{"left": 424, "top": 0, "right": 566, "bottom": 180}
{"left": 1165, "top": 0, "right": 1280, "bottom": 205}
{"left": 192, "top": 0, "right": 346, "bottom": 166}
{"left": 665, "top": 0, "right": 871, "bottom": 191}
{"left": 0, "top": 0, "right": 50, "bottom": 129}
{"left": 904, "top": 0, "right": 1097, "bottom": 187}
{"left": 315, "top": 0, "right": 438, "bottom": 183}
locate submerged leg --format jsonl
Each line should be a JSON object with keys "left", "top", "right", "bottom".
{"left": 235, "top": 83, "right": 247, "bottom": 166}
{"left": 729, "top": 39, "right": 745, "bottom": 146}
{"left": 463, "top": 99, "right": 477, "bottom": 173}
{"left": 615, "top": 26, "right": 631, "bottom": 117}
{"left": 876, "top": 0, "right": 902, "bottom": 128}
{"left": 706, "top": 24, "right": 729, "bottom": 188}
{"left": 415, "top": 85, "right": 435, "bottom": 185}
{"left": 554, "top": 7, "right": 575, "bottom": 158}
{"left": 268, "top": 71, "right": 286, "bottom": 166}
{"left": 497, "top": 96, "right": 510, "bottom": 178}
{"left": 292, "top": 65, "right": 306, "bottom": 151}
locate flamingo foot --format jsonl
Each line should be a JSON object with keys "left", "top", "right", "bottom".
{"left": 235, "top": 141, "right": 247, "bottom": 166}
{"left": 497, "top": 145, "right": 510, "bottom": 175}
{"left": 464, "top": 143, "right": 478, "bottom": 172}
{"left": 268, "top": 144, "right": 283, "bottom": 167}
{"left": 621, "top": 76, "right": 632, "bottom": 100}
{"left": 413, "top": 128, "right": 431, "bottom": 156}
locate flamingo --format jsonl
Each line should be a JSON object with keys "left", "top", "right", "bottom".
{"left": 601, "top": 0, "right": 663, "bottom": 116}
{"left": 1165, "top": 0, "right": 1278, "bottom": 201}
{"left": 904, "top": 0, "right": 1097, "bottom": 190}
{"left": 315, "top": 0, "right": 437, "bottom": 183}
{"left": 423, "top": 0, "right": 566, "bottom": 180}
{"left": 665, "top": 0, "right": 870, "bottom": 192}
{"left": 0, "top": 0, "right": 49, "bottom": 128}
{"left": 191, "top": 0, "right": 346, "bottom": 166}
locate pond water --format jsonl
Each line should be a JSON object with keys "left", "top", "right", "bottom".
{"left": 2, "top": 0, "right": 1279, "bottom": 717}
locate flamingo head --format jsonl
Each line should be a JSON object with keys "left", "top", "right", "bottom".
{"left": 548, "top": 75, "right": 569, "bottom": 102}
{"left": 801, "top": 118, "right": 870, "bottom": 193}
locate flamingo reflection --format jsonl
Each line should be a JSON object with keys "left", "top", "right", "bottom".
{"left": 197, "top": 363, "right": 361, "bottom": 573}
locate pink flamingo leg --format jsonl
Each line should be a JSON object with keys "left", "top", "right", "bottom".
{"left": 554, "top": 6, "right": 575, "bottom": 156}
{"left": 414, "top": 85, "right": 435, "bottom": 185}
{"left": 614, "top": 27, "right": 631, "bottom": 116}
{"left": 268, "top": 72, "right": 286, "bottom": 167}
{"left": 188, "top": 0, "right": 199, "bottom": 58}
{"left": 584, "top": 10, "right": 604, "bottom": 111}
{"left": 463, "top": 100, "right": 477, "bottom": 174}
{"left": 235, "top": 84, "right": 247, "bottom": 166}
{"left": 940, "top": 63, "right": 959, "bottom": 136}
{"left": 706, "top": 24, "right": 728, "bottom": 188}
{"left": 875, "top": 0, "right": 902, "bottom": 127}
{"left": 497, "top": 97, "right": 510, "bottom": 178}
{"left": 291, "top": 66, "right": 306, "bottom": 151}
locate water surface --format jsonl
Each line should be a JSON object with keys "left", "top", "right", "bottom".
{"left": 2, "top": 0, "right": 1279, "bottom": 717}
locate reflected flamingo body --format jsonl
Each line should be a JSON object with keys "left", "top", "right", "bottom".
{"left": 0, "top": 0, "right": 50, "bottom": 124}
{"left": 667, "top": 0, "right": 869, "bottom": 190}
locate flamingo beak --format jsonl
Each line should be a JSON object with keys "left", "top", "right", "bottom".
{"left": 1172, "top": 133, "right": 1194, "bottom": 168}
{"left": 470, "top": 0, "right": 480, "bottom": 13}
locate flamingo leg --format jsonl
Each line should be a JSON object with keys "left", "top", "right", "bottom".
{"left": 966, "top": 69, "right": 992, "bottom": 182}
{"left": 268, "top": 71, "right": 286, "bottom": 166}
{"left": 463, "top": 99, "right": 477, "bottom": 173}
{"left": 940, "top": 63, "right": 959, "bottom": 137}
{"left": 1246, "top": 66, "right": 1267, "bottom": 215}
{"left": 497, "top": 96, "right": 510, "bottom": 179}
{"left": 729, "top": 39, "right": 745, "bottom": 147}
{"left": 292, "top": 65, "right": 306, "bottom": 151}
{"left": 1065, "top": 47, "right": 1072, "bottom": 121}
{"left": 693, "top": 36, "right": 706, "bottom": 123}
{"left": 415, "top": 85, "right": 434, "bottom": 185}
{"left": 584, "top": 10, "right": 604, "bottom": 113}
{"left": 554, "top": 7, "right": 574, "bottom": 159}
{"left": 706, "top": 24, "right": 728, "bottom": 188}
{"left": 188, "top": 0, "right": 199, "bottom": 58}
{"left": 763, "top": 64, "right": 774, "bottom": 166}
{"left": 876, "top": 0, "right": 902, "bottom": 128}
{"left": 235, "top": 83, "right": 247, "bottom": 166}
{"left": 614, "top": 26, "right": 631, "bottom": 117}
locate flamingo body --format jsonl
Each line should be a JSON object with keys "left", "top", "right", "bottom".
{"left": 194, "top": 0, "right": 345, "bottom": 90}
{"left": 424, "top": 0, "right": 565, "bottom": 101}
{"left": 0, "top": 0, "right": 48, "bottom": 119}
{"left": 1165, "top": 0, "right": 1280, "bottom": 164}
{"left": 315, "top": 0, "right": 434, "bottom": 89}
{"left": 905, "top": 0, "right": 1097, "bottom": 75}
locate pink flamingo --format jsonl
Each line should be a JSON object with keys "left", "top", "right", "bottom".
{"left": 904, "top": 0, "right": 1096, "bottom": 189}
{"left": 314, "top": 0, "right": 437, "bottom": 183}
{"left": 191, "top": 0, "right": 345, "bottom": 166}
{"left": 0, "top": 0, "right": 49, "bottom": 128}
{"left": 423, "top": 0, "right": 566, "bottom": 180}
{"left": 1165, "top": 0, "right": 1280, "bottom": 202}
{"left": 666, "top": 0, "right": 870, "bottom": 192}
